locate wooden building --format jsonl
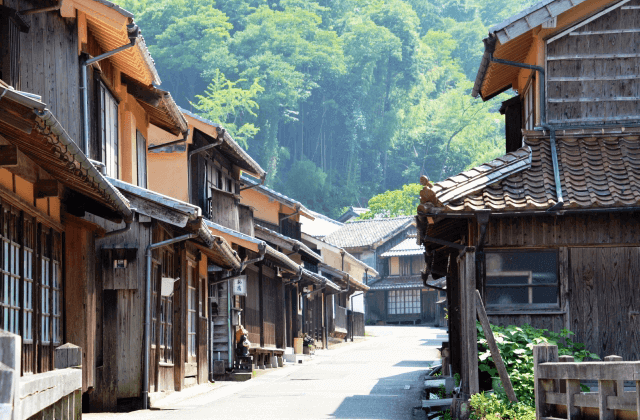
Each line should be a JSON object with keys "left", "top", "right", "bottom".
{"left": 417, "top": 0, "right": 640, "bottom": 405}
{"left": 367, "top": 234, "right": 445, "bottom": 326}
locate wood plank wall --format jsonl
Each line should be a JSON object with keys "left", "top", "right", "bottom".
{"left": 11, "top": 0, "right": 81, "bottom": 144}
{"left": 546, "top": 0, "right": 640, "bottom": 125}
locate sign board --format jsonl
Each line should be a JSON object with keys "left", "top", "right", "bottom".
{"left": 232, "top": 275, "right": 247, "bottom": 296}
{"left": 161, "top": 277, "right": 179, "bottom": 297}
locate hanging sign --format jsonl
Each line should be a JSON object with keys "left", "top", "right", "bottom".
{"left": 232, "top": 275, "right": 247, "bottom": 296}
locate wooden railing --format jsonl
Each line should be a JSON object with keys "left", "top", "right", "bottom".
{"left": 533, "top": 344, "right": 640, "bottom": 420}
{"left": 1, "top": 332, "right": 82, "bottom": 420}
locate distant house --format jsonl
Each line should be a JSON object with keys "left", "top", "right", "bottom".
{"left": 367, "top": 234, "right": 446, "bottom": 326}
{"left": 416, "top": 0, "right": 640, "bottom": 401}
{"left": 322, "top": 216, "right": 416, "bottom": 321}
{"left": 300, "top": 210, "right": 344, "bottom": 240}
{"left": 337, "top": 206, "right": 369, "bottom": 223}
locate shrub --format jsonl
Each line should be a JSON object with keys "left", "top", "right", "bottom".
{"left": 476, "top": 323, "right": 600, "bottom": 406}
{"left": 470, "top": 392, "right": 536, "bottom": 420}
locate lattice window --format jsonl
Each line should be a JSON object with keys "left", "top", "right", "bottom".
{"left": 99, "top": 82, "right": 119, "bottom": 177}
{"left": 187, "top": 262, "right": 197, "bottom": 359}
{"left": 523, "top": 77, "right": 535, "bottom": 131}
{"left": 387, "top": 290, "right": 420, "bottom": 315}
{"left": 52, "top": 244, "right": 61, "bottom": 345}
{"left": 1, "top": 208, "right": 20, "bottom": 334}
{"left": 41, "top": 236, "right": 51, "bottom": 345}
{"left": 159, "top": 247, "right": 174, "bottom": 364}
{"left": 22, "top": 218, "right": 34, "bottom": 343}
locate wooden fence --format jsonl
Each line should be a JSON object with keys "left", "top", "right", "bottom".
{"left": 1, "top": 332, "right": 82, "bottom": 420}
{"left": 533, "top": 344, "right": 640, "bottom": 420}
{"left": 350, "top": 311, "right": 365, "bottom": 338}
{"left": 335, "top": 305, "right": 347, "bottom": 332}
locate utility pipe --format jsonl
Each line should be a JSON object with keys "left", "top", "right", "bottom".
{"left": 279, "top": 203, "right": 302, "bottom": 223}
{"left": 82, "top": 24, "right": 139, "bottom": 156}
{"left": 489, "top": 55, "right": 564, "bottom": 211}
{"left": 19, "top": 2, "right": 61, "bottom": 15}
{"left": 240, "top": 173, "right": 267, "bottom": 191}
{"left": 148, "top": 130, "right": 189, "bottom": 151}
{"left": 143, "top": 233, "right": 197, "bottom": 409}
{"left": 101, "top": 222, "right": 132, "bottom": 239}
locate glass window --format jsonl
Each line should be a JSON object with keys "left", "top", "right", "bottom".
{"left": 387, "top": 290, "right": 420, "bottom": 315}
{"left": 99, "top": 82, "right": 119, "bottom": 178}
{"left": 136, "top": 130, "right": 147, "bottom": 188}
{"left": 485, "top": 251, "right": 558, "bottom": 310}
{"left": 187, "top": 263, "right": 197, "bottom": 359}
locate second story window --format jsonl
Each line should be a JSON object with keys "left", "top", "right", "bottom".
{"left": 99, "top": 82, "right": 119, "bottom": 178}
{"left": 136, "top": 130, "right": 147, "bottom": 188}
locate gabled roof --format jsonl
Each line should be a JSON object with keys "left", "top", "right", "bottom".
{"left": 323, "top": 216, "right": 415, "bottom": 249}
{"left": 301, "top": 211, "right": 344, "bottom": 238}
{"left": 380, "top": 237, "right": 424, "bottom": 258}
{"left": 180, "top": 109, "right": 265, "bottom": 179}
{"left": 106, "top": 178, "right": 241, "bottom": 269}
{"left": 472, "top": 0, "right": 600, "bottom": 100}
{"left": 204, "top": 219, "right": 265, "bottom": 254}
{"left": 300, "top": 269, "right": 342, "bottom": 293}
{"left": 255, "top": 225, "right": 323, "bottom": 263}
{"left": 429, "top": 146, "right": 532, "bottom": 205}
{"left": 419, "top": 130, "right": 640, "bottom": 213}
{"left": 68, "top": 0, "right": 161, "bottom": 86}
{"left": 337, "top": 206, "right": 369, "bottom": 223}
{"left": 241, "top": 174, "right": 313, "bottom": 219}
{"left": 0, "top": 83, "right": 132, "bottom": 222}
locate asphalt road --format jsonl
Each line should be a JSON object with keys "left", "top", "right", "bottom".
{"left": 85, "top": 325, "right": 446, "bottom": 420}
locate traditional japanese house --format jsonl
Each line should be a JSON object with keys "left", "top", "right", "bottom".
{"left": 416, "top": 0, "right": 640, "bottom": 405}
{"left": 238, "top": 177, "right": 337, "bottom": 354}
{"left": 300, "top": 216, "right": 375, "bottom": 341}
{"left": 366, "top": 234, "right": 445, "bottom": 326}
{"left": 337, "top": 207, "right": 369, "bottom": 223}
{"left": 323, "top": 216, "right": 416, "bottom": 322}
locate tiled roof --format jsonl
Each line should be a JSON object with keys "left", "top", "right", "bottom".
{"left": 323, "top": 216, "right": 414, "bottom": 249}
{"left": 301, "top": 211, "right": 344, "bottom": 238}
{"left": 368, "top": 275, "right": 423, "bottom": 291}
{"left": 255, "top": 225, "right": 322, "bottom": 263}
{"left": 380, "top": 238, "right": 424, "bottom": 258}
{"left": 430, "top": 146, "right": 532, "bottom": 205}
{"left": 422, "top": 132, "right": 640, "bottom": 213}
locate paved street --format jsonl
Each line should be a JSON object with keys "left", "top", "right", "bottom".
{"left": 86, "top": 325, "right": 446, "bottom": 420}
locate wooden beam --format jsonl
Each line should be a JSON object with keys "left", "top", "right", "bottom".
{"left": 34, "top": 179, "right": 59, "bottom": 198}
{"left": 476, "top": 290, "right": 518, "bottom": 403}
{"left": 0, "top": 145, "right": 18, "bottom": 166}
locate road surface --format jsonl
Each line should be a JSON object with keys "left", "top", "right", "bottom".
{"left": 85, "top": 325, "right": 446, "bottom": 420}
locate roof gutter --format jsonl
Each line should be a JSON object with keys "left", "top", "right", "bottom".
{"left": 486, "top": 53, "right": 564, "bottom": 212}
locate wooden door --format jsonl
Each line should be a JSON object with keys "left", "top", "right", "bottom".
{"left": 569, "top": 247, "right": 640, "bottom": 361}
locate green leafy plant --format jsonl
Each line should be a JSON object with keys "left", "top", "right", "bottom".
{"left": 470, "top": 392, "right": 535, "bottom": 420}
{"left": 454, "top": 372, "right": 461, "bottom": 387}
{"left": 477, "top": 323, "right": 600, "bottom": 406}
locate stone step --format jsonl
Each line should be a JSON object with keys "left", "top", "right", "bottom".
{"left": 422, "top": 398, "right": 453, "bottom": 410}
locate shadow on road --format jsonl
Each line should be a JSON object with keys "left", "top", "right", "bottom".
{"left": 329, "top": 369, "right": 431, "bottom": 419}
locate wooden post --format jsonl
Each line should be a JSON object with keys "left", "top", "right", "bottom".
{"left": 475, "top": 290, "right": 517, "bottom": 402}
{"left": 533, "top": 344, "right": 559, "bottom": 420}
{"left": 54, "top": 343, "right": 82, "bottom": 369}
{"left": 635, "top": 380, "right": 640, "bottom": 420}
{"left": 0, "top": 331, "right": 20, "bottom": 420}
{"left": 604, "top": 355, "right": 624, "bottom": 396}
{"left": 460, "top": 249, "right": 478, "bottom": 396}
{"left": 559, "top": 355, "right": 580, "bottom": 420}
{"left": 102, "top": 290, "right": 118, "bottom": 411}
{"left": 259, "top": 262, "right": 264, "bottom": 348}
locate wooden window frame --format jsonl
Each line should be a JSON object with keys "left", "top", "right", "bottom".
{"left": 98, "top": 81, "right": 119, "bottom": 178}
{"left": 187, "top": 261, "right": 197, "bottom": 361}
{"left": 387, "top": 289, "right": 420, "bottom": 316}
{"left": 136, "top": 130, "right": 147, "bottom": 188}
{"left": 523, "top": 75, "right": 536, "bottom": 131}
{"left": 485, "top": 249, "right": 560, "bottom": 312}
{"left": 160, "top": 248, "right": 175, "bottom": 364}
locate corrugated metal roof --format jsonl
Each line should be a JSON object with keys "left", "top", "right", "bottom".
{"left": 380, "top": 238, "right": 424, "bottom": 258}
{"left": 323, "top": 216, "right": 414, "bottom": 249}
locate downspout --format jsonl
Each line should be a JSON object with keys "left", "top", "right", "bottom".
{"left": 280, "top": 204, "right": 301, "bottom": 223}
{"left": 488, "top": 52, "right": 564, "bottom": 211}
{"left": 228, "top": 278, "right": 232, "bottom": 370}
{"left": 187, "top": 135, "right": 224, "bottom": 205}
{"left": 143, "top": 233, "right": 197, "bottom": 409}
{"left": 101, "top": 221, "right": 132, "bottom": 239}
{"left": 82, "top": 24, "right": 139, "bottom": 157}
{"left": 147, "top": 129, "right": 189, "bottom": 151}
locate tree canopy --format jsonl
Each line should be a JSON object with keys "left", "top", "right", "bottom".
{"left": 117, "top": 0, "right": 536, "bottom": 218}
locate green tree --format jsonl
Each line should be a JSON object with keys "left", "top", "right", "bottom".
{"left": 192, "top": 70, "right": 264, "bottom": 149}
{"left": 359, "top": 183, "right": 423, "bottom": 219}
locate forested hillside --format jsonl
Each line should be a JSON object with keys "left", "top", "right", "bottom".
{"left": 117, "top": 0, "right": 535, "bottom": 217}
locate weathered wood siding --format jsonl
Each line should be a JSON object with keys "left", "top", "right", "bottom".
{"left": 365, "top": 291, "right": 385, "bottom": 323}
{"left": 484, "top": 214, "right": 640, "bottom": 248}
{"left": 245, "top": 266, "right": 261, "bottom": 346}
{"left": 546, "top": 0, "right": 640, "bottom": 125}
{"left": 10, "top": 0, "right": 82, "bottom": 143}
{"left": 210, "top": 280, "right": 230, "bottom": 368}
{"left": 568, "top": 247, "right": 640, "bottom": 361}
